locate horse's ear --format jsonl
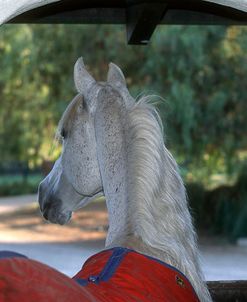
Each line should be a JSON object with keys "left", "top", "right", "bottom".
{"left": 74, "top": 57, "right": 95, "bottom": 94}
{"left": 107, "top": 63, "right": 126, "bottom": 88}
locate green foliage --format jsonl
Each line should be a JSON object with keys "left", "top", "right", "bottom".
{"left": 188, "top": 162, "right": 247, "bottom": 240}
{"left": 0, "top": 174, "right": 42, "bottom": 196}
{"left": 0, "top": 181, "right": 36, "bottom": 196}
{"left": 0, "top": 24, "right": 246, "bottom": 178}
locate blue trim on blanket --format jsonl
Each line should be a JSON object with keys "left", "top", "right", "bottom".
{"left": 75, "top": 247, "right": 129, "bottom": 286}
{"left": 111, "top": 247, "right": 192, "bottom": 284}
{"left": 76, "top": 278, "right": 89, "bottom": 286}
{"left": 97, "top": 247, "right": 128, "bottom": 282}
{"left": 0, "top": 251, "right": 27, "bottom": 260}
{"left": 75, "top": 246, "right": 195, "bottom": 294}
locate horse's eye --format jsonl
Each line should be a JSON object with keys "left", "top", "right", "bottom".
{"left": 61, "top": 128, "right": 67, "bottom": 139}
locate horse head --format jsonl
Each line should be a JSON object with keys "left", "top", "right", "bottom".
{"left": 38, "top": 58, "right": 132, "bottom": 225}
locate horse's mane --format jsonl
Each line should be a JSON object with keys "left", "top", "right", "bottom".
{"left": 126, "top": 96, "right": 206, "bottom": 294}
{"left": 127, "top": 96, "right": 191, "bottom": 252}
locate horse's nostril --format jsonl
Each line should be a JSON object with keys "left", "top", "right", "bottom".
{"left": 42, "top": 203, "right": 52, "bottom": 220}
{"left": 43, "top": 208, "right": 49, "bottom": 220}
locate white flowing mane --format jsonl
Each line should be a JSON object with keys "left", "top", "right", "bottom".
{"left": 126, "top": 97, "right": 204, "bottom": 289}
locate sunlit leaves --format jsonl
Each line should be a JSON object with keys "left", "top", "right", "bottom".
{"left": 0, "top": 24, "right": 246, "bottom": 184}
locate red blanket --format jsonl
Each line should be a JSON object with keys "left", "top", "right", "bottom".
{"left": 0, "top": 248, "right": 199, "bottom": 302}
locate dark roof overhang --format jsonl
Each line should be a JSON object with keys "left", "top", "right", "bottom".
{"left": 7, "top": 0, "right": 247, "bottom": 44}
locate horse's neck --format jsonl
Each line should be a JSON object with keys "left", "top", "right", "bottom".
{"left": 101, "top": 102, "right": 211, "bottom": 301}
{"left": 103, "top": 166, "right": 130, "bottom": 247}
{"left": 103, "top": 150, "right": 210, "bottom": 301}
{"left": 102, "top": 102, "right": 193, "bottom": 263}
{"left": 104, "top": 144, "right": 195, "bottom": 266}
{"left": 103, "top": 140, "right": 203, "bottom": 280}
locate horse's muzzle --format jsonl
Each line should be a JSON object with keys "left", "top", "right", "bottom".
{"left": 43, "top": 203, "right": 72, "bottom": 225}
{"left": 40, "top": 195, "right": 72, "bottom": 225}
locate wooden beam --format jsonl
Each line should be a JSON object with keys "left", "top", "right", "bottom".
{"left": 7, "top": 0, "right": 247, "bottom": 26}
{"left": 162, "top": 9, "right": 246, "bottom": 25}
{"left": 207, "top": 280, "right": 247, "bottom": 302}
{"left": 126, "top": 3, "right": 167, "bottom": 45}
{"left": 11, "top": 8, "right": 125, "bottom": 24}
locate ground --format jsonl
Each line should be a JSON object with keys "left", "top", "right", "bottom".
{"left": 0, "top": 194, "right": 247, "bottom": 280}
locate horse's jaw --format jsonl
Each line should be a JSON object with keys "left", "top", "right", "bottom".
{"left": 73, "top": 191, "right": 104, "bottom": 211}
{"left": 41, "top": 191, "right": 103, "bottom": 225}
